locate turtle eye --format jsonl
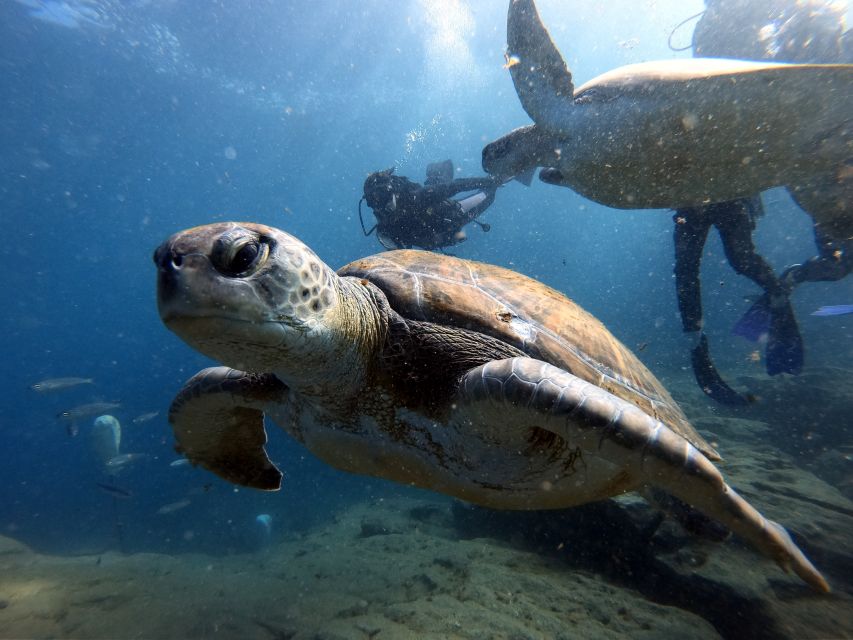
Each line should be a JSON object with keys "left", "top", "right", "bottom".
{"left": 231, "top": 241, "right": 261, "bottom": 272}
{"left": 213, "top": 231, "right": 270, "bottom": 277}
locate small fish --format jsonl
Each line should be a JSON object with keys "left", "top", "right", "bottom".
{"left": 636, "top": 342, "right": 649, "bottom": 352}
{"left": 169, "top": 458, "right": 190, "bottom": 468}
{"left": 157, "top": 499, "right": 191, "bottom": 515}
{"left": 105, "top": 453, "right": 147, "bottom": 469}
{"left": 57, "top": 402, "right": 121, "bottom": 422}
{"left": 811, "top": 305, "right": 853, "bottom": 317}
{"left": 30, "top": 377, "right": 94, "bottom": 393}
{"left": 96, "top": 482, "right": 132, "bottom": 499}
{"left": 132, "top": 411, "right": 160, "bottom": 424}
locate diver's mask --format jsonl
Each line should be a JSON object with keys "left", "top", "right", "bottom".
{"left": 359, "top": 167, "right": 396, "bottom": 238}
{"left": 363, "top": 167, "right": 396, "bottom": 210}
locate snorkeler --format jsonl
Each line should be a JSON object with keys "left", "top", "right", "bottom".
{"left": 359, "top": 160, "right": 501, "bottom": 251}
{"left": 671, "top": 0, "right": 852, "bottom": 404}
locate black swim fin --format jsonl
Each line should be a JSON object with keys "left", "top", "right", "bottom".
{"left": 690, "top": 334, "right": 750, "bottom": 406}
{"left": 765, "top": 298, "right": 803, "bottom": 376}
{"left": 425, "top": 159, "right": 454, "bottom": 185}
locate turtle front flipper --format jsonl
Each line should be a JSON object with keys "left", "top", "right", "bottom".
{"left": 507, "top": 0, "right": 575, "bottom": 132}
{"left": 457, "top": 357, "right": 829, "bottom": 593}
{"left": 169, "top": 367, "right": 288, "bottom": 491}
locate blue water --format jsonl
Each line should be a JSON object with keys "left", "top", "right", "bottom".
{"left": 0, "top": 0, "right": 851, "bottom": 586}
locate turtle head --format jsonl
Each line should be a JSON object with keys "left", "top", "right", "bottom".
{"left": 155, "top": 222, "right": 357, "bottom": 384}
{"left": 482, "top": 124, "right": 561, "bottom": 184}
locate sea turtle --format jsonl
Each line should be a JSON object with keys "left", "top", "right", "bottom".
{"left": 482, "top": 0, "right": 853, "bottom": 237}
{"left": 154, "top": 221, "right": 828, "bottom": 592}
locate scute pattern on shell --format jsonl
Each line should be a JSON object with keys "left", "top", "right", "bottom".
{"left": 339, "top": 250, "right": 718, "bottom": 460}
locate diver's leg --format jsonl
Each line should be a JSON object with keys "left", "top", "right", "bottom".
{"left": 675, "top": 208, "right": 748, "bottom": 405}
{"left": 673, "top": 208, "right": 712, "bottom": 333}
{"left": 715, "top": 199, "right": 787, "bottom": 297}
{"left": 715, "top": 199, "right": 803, "bottom": 376}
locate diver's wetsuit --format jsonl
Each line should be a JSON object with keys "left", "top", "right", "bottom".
{"left": 363, "top": 168, "right": 498, "bottom": 251}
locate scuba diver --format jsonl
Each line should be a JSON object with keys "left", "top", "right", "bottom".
{"left": 669, "top": 0, "right": 852, "bottom": 405}
{"left": 359, "top": 160, "right": 501, "bottom": 251}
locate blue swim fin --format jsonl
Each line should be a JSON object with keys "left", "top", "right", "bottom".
{"left": 765, "top": 299, "right": 803, "bottom": 376}
{"left": 811, "top": 304, "right": 853, "bottom": 316}
{"left": 732, "top": 294, "right": 773, "bottom": 342}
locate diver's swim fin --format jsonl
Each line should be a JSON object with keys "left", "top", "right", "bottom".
{"left": 425, "top": 159, "right": 454, "bottom": 185}
{"left": 812, "top": 304, "right": 853, "bottom": 316}
{"left": 732, "top": 294, "right": 773, "bottom": 342}
{"left": 691, "top": 334, "right": 750, "bottom": 406}
{"left": 765, "top": 299, "right": 803, "bottom": 376}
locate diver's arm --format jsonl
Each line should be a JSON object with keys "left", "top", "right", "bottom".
{"left": 424, "top": 177, "right": 498, "bottom": 202}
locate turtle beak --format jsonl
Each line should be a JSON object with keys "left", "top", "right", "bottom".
{"left": 153, "top": 242, "right": 182, "bottom": 313}
{"left": 153, "top": 239, "right": 213, "bottom": 324}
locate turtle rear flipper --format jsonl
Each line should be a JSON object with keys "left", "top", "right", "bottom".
{"left": 456, "top": 357, "right": 829, "bottom": 593}
{"left": 169, "top": 367, "right": 288, "bottom": 491}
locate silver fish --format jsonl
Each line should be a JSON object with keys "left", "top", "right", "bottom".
{"left": 169, "top": 458, "right": 190, "bottom": 468}
{"left": 132, "top": 411, "right": 160, "bottom": 424}
{"left": 96, "top": 482, "right": 132, "bottom": 499}
{"left": 57, "top": 402, "right": 121, "bottom": 422}
{"left": 31, "top": 377, "right": 94, "bottom": 393}
{"left": 105, "top": 453, "right": 147, "bottom": 469}
{"left": 157, "top": 499, "right": 191, "bottom": 515}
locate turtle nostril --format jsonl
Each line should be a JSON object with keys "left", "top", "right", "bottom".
{"left": 154, "top": 245, "right": 185, "bottom": 272}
